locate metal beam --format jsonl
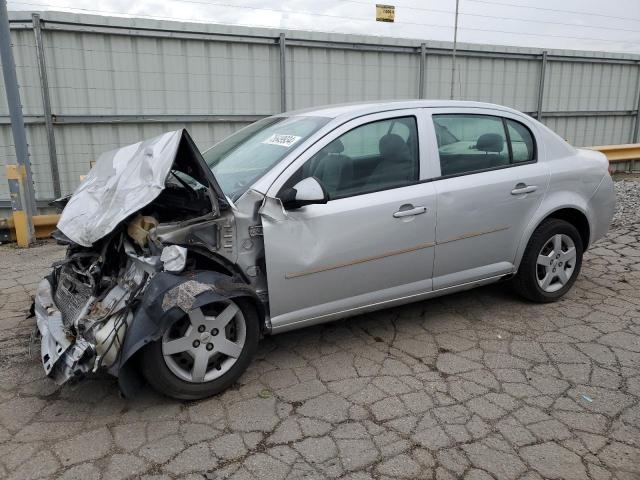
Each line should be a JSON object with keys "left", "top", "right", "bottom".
{"left": 418, "top": 43, "right": 426, "bottom": 99}
{"left": 52, "top": 114, "right": 269, "bottom": 125}
{"left": 32, "top": 13, "right": 61, "bottom": 198}
{"left": 279, "top": 32, "right": 287, "bottom": 112}
{"left": 540, "top": 110, "right": 636, "bottom": 118}
{"left": 0, "top": 111, "right": 634, "bottom": 126}
{"left": 0, "top": 113, "right": 269, "bottom": 125}
{"left": 536, "top": 51, "right": 547, "bottom": 121}
{"left": 0, "top": 0, "right": 35, "bottom": 245}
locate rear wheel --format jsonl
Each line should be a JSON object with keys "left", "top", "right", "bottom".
{"left": 513, "top": 219, "right": 583, "bottom": 303}
{"left": 140, "top": 297, "right": 259, "bottom": 400}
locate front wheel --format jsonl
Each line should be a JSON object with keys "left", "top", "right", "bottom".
{"left": 140, "top": 297, "right": 259, "bottom": 400}
{"left": 513, "top": 219, "right": 583, "bottom": 303}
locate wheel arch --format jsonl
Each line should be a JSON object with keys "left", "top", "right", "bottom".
{"left": 514, "top": 197, "right": 593, "bottom": 271}
{"left": 114, "top": 270, "right": 265, "bottom": 397}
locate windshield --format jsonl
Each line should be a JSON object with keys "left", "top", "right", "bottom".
{"left": 202, "top": 116, "right": 330, "bottom": 200}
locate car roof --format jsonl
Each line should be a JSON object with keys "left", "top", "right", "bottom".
{"left": 284, "top": 100, "right": 526, "bottom": 120}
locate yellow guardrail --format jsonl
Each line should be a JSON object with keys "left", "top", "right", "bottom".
{"left": 0, "top": 214, "right": 59, "bottom": 244}
{"left": 587, "top": 143, "right": 640, "bottom": 163}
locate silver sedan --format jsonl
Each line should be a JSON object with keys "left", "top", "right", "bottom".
{"left": 38, "top": 100, "right": 616, "bottom": 399}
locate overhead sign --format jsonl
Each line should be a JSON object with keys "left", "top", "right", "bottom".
{"left": 376, "top": 4, "right": 395, "bottom": 22}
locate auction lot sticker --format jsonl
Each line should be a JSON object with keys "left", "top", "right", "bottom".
{"left": 262, "top": 134, "right": 302, "bottom": 147}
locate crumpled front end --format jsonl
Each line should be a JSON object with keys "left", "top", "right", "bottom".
{"left": 35, "top": 252, "right": 147, "bottom": 384}
{"left": 33, "top": 129, "right": 266, "bottom": 389}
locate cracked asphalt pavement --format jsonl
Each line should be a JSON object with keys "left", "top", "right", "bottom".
{"left": 0, "top": 181, "right": 639, "bottom": 480}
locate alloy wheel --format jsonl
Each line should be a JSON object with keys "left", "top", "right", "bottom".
{"left": 161, "top": 300, "right": 246, "bottom": 383}
{"left": 536, "top": 233, "right": 577, "bottom": 293}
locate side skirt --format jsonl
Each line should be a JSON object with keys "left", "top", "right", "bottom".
{"left": 270, "top": 273, "right": 508, "bottom": 334}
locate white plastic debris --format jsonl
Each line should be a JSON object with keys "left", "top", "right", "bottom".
{"left": 161, "top": 245, "right": 188, "bottom": 273}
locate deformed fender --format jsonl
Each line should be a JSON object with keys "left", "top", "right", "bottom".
{"left": 115, "top": 270, "right": 264, "bottom": 397}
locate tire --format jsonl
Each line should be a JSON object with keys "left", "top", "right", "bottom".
{"left": 512, "top": 218, "right": 583, "bottom": 303}
{"left": 140, "top": 297, "right": 259, "bottom": 400}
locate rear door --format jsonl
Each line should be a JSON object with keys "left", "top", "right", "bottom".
{"left": 261, "top": 110, "right": 438, "bottom": 330}
{"left": 426, "top": 108, "right": 549, "bottom": 289}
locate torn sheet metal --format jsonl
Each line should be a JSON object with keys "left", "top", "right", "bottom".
{"left": 57, "top": 130, "right": 183, "bottom": 246}
{"left": 161, "top": 280, "right": 213, "bottom": 312}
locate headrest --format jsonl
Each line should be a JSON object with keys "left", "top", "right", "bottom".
{"left": 323, "top": 139, "right": 344, "bottom": 154}
{"left": 379, "top": 134, "right": 408, "bottom": 156}
{"left": 475, "top": 133, "right": 504, "bottom": 153}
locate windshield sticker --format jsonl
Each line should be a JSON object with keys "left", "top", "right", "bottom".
{"left": 262, "top": 134, "right": 302, "bottom": 148}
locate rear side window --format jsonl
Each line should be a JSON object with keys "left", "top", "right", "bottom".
{"left": 506, "top": 119, "right": 536, "bottom": 163}
{"left": 433, "top": 114, "right": 535, "bottom": 177}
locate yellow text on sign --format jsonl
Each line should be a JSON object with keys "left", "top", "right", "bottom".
{"left": 376, "top": 4, "right": 395, "bottom": 22}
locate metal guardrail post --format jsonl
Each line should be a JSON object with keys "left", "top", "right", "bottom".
{"left": 418, "top": 43, "right": 426, "bottom": 99}
{"left": 0, "top": 0, "right": 35, "bottom": 246}
{"left": 536, "top": 51, "right": 548, "bottom": 121}
{"left": 279, "top": 32, "right": 287, "bottom": 112}
{"left": 32, "top": 13, "right": 61, "bottom": 198}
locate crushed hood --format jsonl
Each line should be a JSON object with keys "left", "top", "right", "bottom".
{"left": 57, "top": 129, "right": 223, "bottom": 247}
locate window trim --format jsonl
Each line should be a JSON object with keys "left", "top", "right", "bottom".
{"left": 278, "top": 114, "right": 421, "bottom": 202}
{"left": 431, "top": 113, "right": 537, "bottom": 181}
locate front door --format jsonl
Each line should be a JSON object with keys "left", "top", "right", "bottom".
{"left": 427, "top": 110, "right": 549, "bottom": 289}
{"left": 261, "top": 111, "right": 437, "bottom": 331}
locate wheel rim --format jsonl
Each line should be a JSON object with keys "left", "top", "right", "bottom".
{"left": 536, "top": 233, "right": 577, "bottom": 293}
{"left": 162, "top": 300, "right": 246, "bottom": 383}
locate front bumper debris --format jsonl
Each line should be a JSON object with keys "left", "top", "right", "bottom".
{"left": 34, "top": 278, "right": 95, "bottom": 384}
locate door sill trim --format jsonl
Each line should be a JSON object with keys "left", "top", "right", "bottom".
{"left": 271, "top": 273, "right": 508, "bottom": 333}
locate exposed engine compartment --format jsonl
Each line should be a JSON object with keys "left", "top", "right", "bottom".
{"left": 39, "top": 198, "right": 192, "bottom": 383}
{"left": 34, "top": 129, "right": 264, "bottom": 389}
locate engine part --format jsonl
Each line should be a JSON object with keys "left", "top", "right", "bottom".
{"left": 127, "top": 214, "right": 158, "bottom": 248}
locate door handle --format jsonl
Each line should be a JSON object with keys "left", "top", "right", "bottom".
{"left": 393, "top": 206, "right": 427, "bottom": 218}
{"left": 511, "top": 183, "right": 537, "bottom": 195}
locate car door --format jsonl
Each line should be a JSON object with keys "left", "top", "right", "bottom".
{"left": 260, "top": 110, "right": 438, "bottom": 331}
{"left": 427, "top": 108, "right": 549, "bottom": 289}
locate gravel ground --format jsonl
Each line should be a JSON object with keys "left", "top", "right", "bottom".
{"left": 611, "top": 180, "right": 640, "bottom": 228}
{"left": 0, "top": 179, "right": 638, "bottom": 480}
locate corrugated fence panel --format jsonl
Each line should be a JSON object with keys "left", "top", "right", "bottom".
{"left": 53, "top": 122, "right": 247, "bottom": 195}
{"left": 0, "top": 124, "right": 55, "bottom": 199}
{"left": 0, "top": 28, "right": 42, "bottom": 116}
{"left": 544, "top": 61, "right": 640, "bottom": 112}
{"left": 288, "top": 46, "right": 419, "bottom": 109}
{"left": 455, "top": 56, "right": 540, "bottom": 113}
{"left": 544, "top": 115, "right": 636, "bottom": 147}
{"left": 44, "top": 31, "right": 281, "bottom": 115}
{"left": 1, "top": 13, "right": 639, "bottom": 206}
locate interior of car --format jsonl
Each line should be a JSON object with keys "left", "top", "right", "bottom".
{"left": 281, "top": 116, "right": 420, "bottom": 201}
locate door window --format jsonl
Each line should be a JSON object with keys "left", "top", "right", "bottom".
{"left": 433, "top": 114, "right": 536, "bottom": 177}
{"left": 282, "top": 116, "right": 419, "bottom": 199}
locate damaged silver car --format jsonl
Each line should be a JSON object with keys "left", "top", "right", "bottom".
{"left": 35, "top": 101, "right": 615, "bottom": 399}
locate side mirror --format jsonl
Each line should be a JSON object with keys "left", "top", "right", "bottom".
{"left": 280, "top": 177, "right": 329, "bottom": 210}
